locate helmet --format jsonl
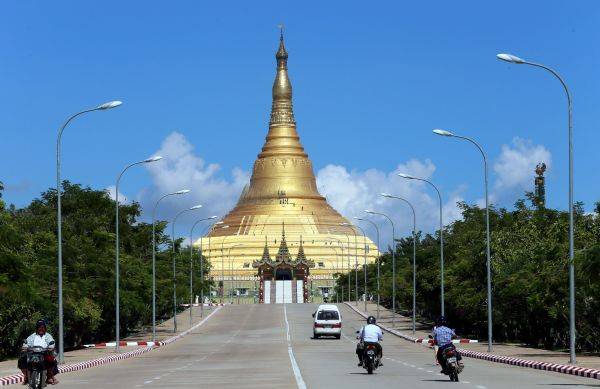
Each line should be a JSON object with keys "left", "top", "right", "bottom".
{"left": 35, "top": 320, "right": 47, "bottom": 330}
{"left": 436, "top": 315, "right": 447, "bottom": 327}
{"left": 367, "top": 316, "right": 376, "bottom": 325}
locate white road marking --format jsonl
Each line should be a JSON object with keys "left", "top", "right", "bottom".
{"left": 283, "top": 304, "right": 307, "bottom": 389}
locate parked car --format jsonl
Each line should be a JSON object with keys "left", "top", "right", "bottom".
{"left": 312, "top": 304, "right": 342, "bottom": 339}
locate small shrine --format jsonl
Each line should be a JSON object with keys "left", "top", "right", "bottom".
{"left": 253, "top": 224, "right": 315, "bottom": 303}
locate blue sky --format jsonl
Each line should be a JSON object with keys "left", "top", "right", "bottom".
{"left": 1, "top": 1, "right": 599, "bottom": 239}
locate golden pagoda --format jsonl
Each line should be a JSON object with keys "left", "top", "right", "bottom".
{"left": 199, "top": 32, "right": 378, "bottom": 298}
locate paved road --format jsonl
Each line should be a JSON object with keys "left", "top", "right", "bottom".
{"left": 55, "top": 304, "right": 597, "bottom": 388}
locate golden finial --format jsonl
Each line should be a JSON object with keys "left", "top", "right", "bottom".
{"left": 270, "top": 26, "right": 293, "bottom": 126}
{"left": 276, "top": 24, "right": 288, "bottom": 61}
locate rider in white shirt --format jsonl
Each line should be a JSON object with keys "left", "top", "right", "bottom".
{"left": 356, "top": 316, "right": 383, "bottom": 366}
{"left": 18, "top": 320, "right": 59, "bottom": 385}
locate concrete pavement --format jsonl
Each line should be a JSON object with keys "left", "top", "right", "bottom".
{"left": 0, "top": 305, "right": 215, "bottom": 378}
{"left": 38, "top": 304, "right": 598, "bottom": 388}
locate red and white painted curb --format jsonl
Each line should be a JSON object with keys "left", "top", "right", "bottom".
{"left": 344, "top": 302, "right": 600, "bottom": 381}
{"left": 457, "top": 348, "right": 600, "bottom": 380}
{"left": 180, "top": 303, "right": 227, "bottom": 307}
{"left": 0, "top": 307, "right": 222, "bottom": 386}
{"left": 83, "top": 341, "right": 162, "bottom": 348}
{"left": 415, "top": 338, "right": 478, "bottom": 345}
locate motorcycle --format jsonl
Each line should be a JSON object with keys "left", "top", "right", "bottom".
{"left": 429, "top": 335, "right": 463, "bottom": 381}
{"left": 363, "top": 343, "right": 381, "bottom": 374}
{"left": 356, "top": 331, "right": 381, "bottom": 374}
{"left": 25, "top": 346, "right": 49, "bottom": 389}
{"left": 442, "top": 345, "right": 463, "bottom": 382}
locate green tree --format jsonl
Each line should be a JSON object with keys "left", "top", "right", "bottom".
{"left": 0, "top": 182, "right": 212, "bottom": 360}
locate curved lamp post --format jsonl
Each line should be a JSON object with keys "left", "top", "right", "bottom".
{"left": 380, "top": 193, "right": 417, "bottom": 334}
{"left": 497, "top": 52, "right": 576, "bottom": 364}
{"left": 355, "top": 217, "right": 381, "bottom": 319}
{"left": 352, "top": 223, "right": 369, "bottom": 312}
{"left": 398, "top": 173, "right": 445, "bottom": 316}
{"left": 434, "top": 128, "right": 492, "bottom": 352}
{"left": 325, "top": 235, "right": 346, "bottom": 302}
{"left": 115, "top": 155, "right": 163, "bottom": 352}
{"left": 365, "top": 209, "right": 397, "bottom": 327}
{"left": 227, "top": 243, "right": 244, "bottom": 303}
{"left": 171, "top": 204, "right": 203, "bottom": 333}
{"left": 337, "top": 231, "right": 352, "bottom": 302}
{"left": 340, "top": 223, "right": 359, "bottom": 306}
{"left": 55, "top": 100, "right": 122, "bottom": 362}
{"left": 218, "top": 225, "right": 231, "bottom": 303}
{"left": 151, "top": 189, "right": 190, "bottom": 341}
{"left": 189, "top": 216, "right": 217, "bottom": 325}
{"left": 199, "top": 220, "right": 223, "bottom": 314}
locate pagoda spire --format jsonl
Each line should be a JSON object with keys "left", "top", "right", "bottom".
{"left": 276, "top": 222, "right": 291, "bottom": 263}
{"left": 296, "top": 235, "right": 307, "bottom": 262}
{"left": 261, "top": 236, "right": 271, "bottom": 262}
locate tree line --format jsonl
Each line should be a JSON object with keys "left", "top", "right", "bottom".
{"left": 0, "top": 182, "right": 212, "bottom": 361}
{"left": 336, "top": 195, "right": 600, "bottom": 352}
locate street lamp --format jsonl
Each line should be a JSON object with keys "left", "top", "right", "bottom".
{"left": 433, "top": 128, "right": 493, "bottom": 352}
{"left": 218, "top": 225, "right": 231, "bottom": 303}
{"left": 151, "top": 189, "right": 190, "bottom": 341}
{"left": 380, "top": 193, "right": 417, "bottom": 334}
{"left": 350, "top": 223, "right": 368, "bottom": 312}
{"left": 398, "top": 173, "right": 445, "bottom": 316}
{"left": 325, "top": 235, "right": 346, "bottom": 302}
{"left": 336, "top": 230, "right": 352, "bottom": 302}
{"left": 189, "top": 216, "right": 217, "bottom": 326}
{"left": 227, "top": 243, "right": 243, "bottom": 303}
{"left": 115, "top": 155, "right": 163, "bottom": 352}
{"left": 340, "top": 223, "right": 359, "bottom": 306}
{"left": 355, "top": 217, "right": 381, "bottom": 319}
{"left": 55, "top": 100, "right": 122, "bottom": 362}
{"left": 365, "top": 209, "right": 397, "bottom": 327}
{"left": 199, "top": 220, "right": 223, "bottom": 315}
{"left": 497, "top": 52, "right": 576, "bottom": 364}
{"left": 171, "top": 204, "right": 203, "bottom": 333}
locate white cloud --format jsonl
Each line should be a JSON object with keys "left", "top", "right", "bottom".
{"left": 141, "top": 132, "right": 250, "bottom": 226}
{"left": 316, "top": 159, "right": 464, "bottom": 242}
{"left": 106, "top": 185, "right": 128, "bottom": 203}
{"left": 138, "top": 133, "right": 468, "bottom": 246}
{"left": 491, "top": 137, "right": 552, "bottom": 203}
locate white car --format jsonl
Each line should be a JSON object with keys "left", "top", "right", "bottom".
{"left": 312, "top": 304, "right": 342, "bottom": 339}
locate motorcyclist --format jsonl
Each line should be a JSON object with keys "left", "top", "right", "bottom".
{"left": 356, "top": 316, "right": 383, "bottom": 367}
{"left": 432, "top": 316, "right": 462, "bottom": 373}
{"left": 18, "top": 320, "right": 59, "bottom": 385}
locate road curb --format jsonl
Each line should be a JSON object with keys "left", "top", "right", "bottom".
{"left": 83, "top": 341, "right": 162, "bottom": 348}
{"left": 0, "top": 306, "right": 222, "bottom": 386}
{"left": 343, "top": 302, "right": 600, "bottom": 381}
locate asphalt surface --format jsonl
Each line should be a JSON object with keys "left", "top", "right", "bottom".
{"left": 54, "top": 304, "right": 598, "bottom": 388}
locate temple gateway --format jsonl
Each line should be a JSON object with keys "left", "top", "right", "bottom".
{"left": 253, "top": 225, "right": 315, "bottom": 303}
